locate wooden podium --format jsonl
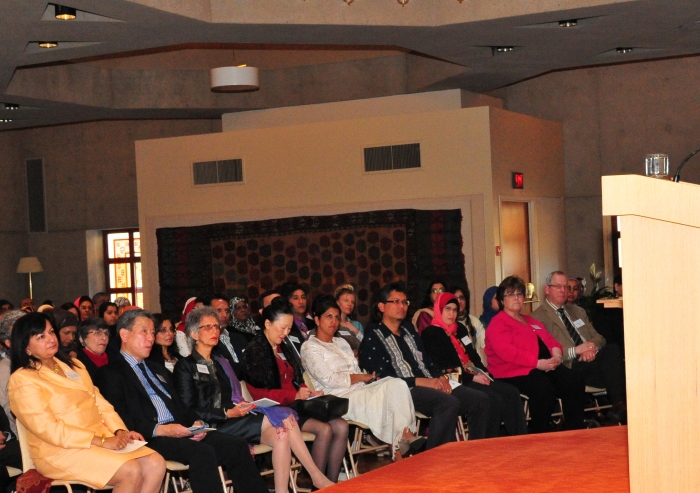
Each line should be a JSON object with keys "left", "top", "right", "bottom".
{"left": 602, "top": 175, "right": 700, "bottom": 492}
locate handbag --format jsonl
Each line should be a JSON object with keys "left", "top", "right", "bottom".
{"left": 291, "top": 395, "right": 349, "bottom": 422}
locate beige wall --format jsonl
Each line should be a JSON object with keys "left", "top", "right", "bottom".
{"left": 502, "top": 54, "right": 700, "bottom": 285}
{"left": 0, "top": 119, "right": 221, "bottom": 305}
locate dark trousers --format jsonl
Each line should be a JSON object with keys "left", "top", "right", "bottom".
{"left": 411, "top": 384, "right": 489, "bottom": 448}
{"left": 572, "top": 343, "right": 626, "bottom": 404}
{"left": 466, "top": 379, "right": 528, "bottom": 436}
{"left": 499, "top": 365, "right": 586, "bottom": 433}
{"left": 147, "top": 432, "right": 267, "bottom": 493}
{"left": 0, "top": 440, "right": 21, "bottom": 492}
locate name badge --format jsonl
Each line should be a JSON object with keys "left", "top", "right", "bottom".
{"left": 339, "top": 330, "right": 352, "bottom": 336}
{"left": 530, "top": 324, "right": 541, "bottom": 330}
{"left": 461, "top": 335, "right": 472, "bottom": 345}
{"left": 278, "top": 353, "right": 287, "bottom": 361}
{"left": 65, "top": 371, "right": 81, "bottom": 380}
{"left": 165, "top": 362, "right": 175, "bottom": 372}
{"left": 572, "top": 319, "right": 585, "bottom": 329}
{"left": 196, "top": 364, "right": 210, "bottom": 374}
{"left": 157, "top": 374, "right": 167, "bottom": 383}
{"left": 288, "top": 336, "right": 300, "bottom": 344}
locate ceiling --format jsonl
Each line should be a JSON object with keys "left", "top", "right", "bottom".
{"left": 2, "top": 0, "right": 700, "bottom": 130}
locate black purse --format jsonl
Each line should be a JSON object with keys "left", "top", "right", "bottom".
{"left": 291, "top": 395, "right": 349, "bottom": 422}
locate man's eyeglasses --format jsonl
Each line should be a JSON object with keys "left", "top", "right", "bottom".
{"left": 548, "top": 284, "right": 572, "bottom": 291}
{"left": 383, "top": 299, "right": 410, "bottom": 306}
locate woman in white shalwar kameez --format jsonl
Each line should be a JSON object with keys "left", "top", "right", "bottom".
{"left": 301, "top": 296, "right": 422, "bottom": 460}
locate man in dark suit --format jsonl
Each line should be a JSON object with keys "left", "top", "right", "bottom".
{"left": 202, "top": 294, "right": 248, "bottom": 376}
{"left": 96, "top": 309, "right": 267, "bottom": 493}
{"left": 532, "top": 270, "right": 627, "bottom": 423}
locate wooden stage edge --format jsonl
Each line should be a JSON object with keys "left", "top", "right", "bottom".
{"left": 328, "top": 426, "right": 630, "bottom": 493}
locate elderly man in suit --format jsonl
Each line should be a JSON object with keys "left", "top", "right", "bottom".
{"left": 96, "top": 309, "right": 268, "bottom": 493}
{"left": 532, "top": 271, "right": 627, "bottom": 422}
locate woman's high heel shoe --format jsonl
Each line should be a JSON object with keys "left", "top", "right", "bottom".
{"left": 397, "top": 436, "right": 427, "bottom": 457}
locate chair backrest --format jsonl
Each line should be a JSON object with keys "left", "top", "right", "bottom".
{"left": 302, "top": 372, "right": 316, "bottom": 392}
{"left": 16, "top": 420, "right": 35, "bottom": 472}
{"left": 240, "top": 381, "right": 254, "bottom": 402}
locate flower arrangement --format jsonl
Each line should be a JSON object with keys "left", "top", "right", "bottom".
{"left": 577, "top": 263, "right": 614, "bottom": 321}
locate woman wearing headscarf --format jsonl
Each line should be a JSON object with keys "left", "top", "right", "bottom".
{"left": 228, "top": 296, "right": 261, "bottom": 347}
{"left": 421, "top": 292, "right": 527, "bottom": 437}
{"left": 479, "top": 286, "right": 499, "bottom": 328}
{"left": 175, "top": 297, "right": 202, "bottom": 357}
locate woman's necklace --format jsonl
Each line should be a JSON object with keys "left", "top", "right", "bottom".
{"left": 53, "top": 363, "right": 60, "bottom": 374}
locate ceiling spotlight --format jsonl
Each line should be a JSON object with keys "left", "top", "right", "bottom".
{"left": 492, "top": 46, "right": 515, "bottom": 55}
{"left": 210, "top": 65, "right": 259, "bottom": 92}
{"left": 4, "top": 104, "right": 19, "bottom": 110}
{"left": 54, "top": 4, "right": 77, "bottom": 20}
{"left": 39, "top": 41, "right": 58, "bottom": 48}
{"left": 616, "top": 47, "right": 634, "bottom": 54}
{"left": 397, "top": 0, "right": 408, "bottom": 5}
{"left": 559, "top": 19, "right": 578, "bottom": 27}
{"left": 343, "top": 0, "right": 354, "bottom": 4}
{"left": 0, "top": 119, "right": 13, "bottom": 123}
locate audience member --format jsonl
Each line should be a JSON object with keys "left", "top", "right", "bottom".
{"left": 76, "top": 317, "right": 111, "bottom": 381}
{"left": 228, "top": 296, "right": 261, "bottom": 346}
{"left": 51, "top": 309, "right": 79, "bottom": 359}
{"left": 359, "top": 282, "right": 490, "bottom": 447}
{"left": 175, "top": 306, "right": 334, "bottom": 492}
{"left": 479, "top": 286, "right": 499, "bottom": 328}
{"left": 74, "top": 295, "right": 95, "bottom": 322}
{"left": 450, "top": 284, "right": 487, "bottom": 364}
{"left": 147, "top": 313, "right": 179, "bottom": 371}
{"left": 485, "top": 276, "right": 586, "bottom": 433}
{"left": 421, "top": 292, "right": 527, "bottom": 437}
{"left": 59, "top": 302, "right": 80, "bottom": 318}
{"left": 412, "top": 280, "right": 446, "bottom": 334}
{"left": 0, "top": 398, "right": 21, "bottom": 493}
{"left": 114, "top": 297, "right": 132, "bottom": 316}
{"left": 203, "top": 294, "right": 247, "bottom": 376}
{"left": 96, "top": 309, "right": 269, "bottom": 493}
{"left": 332, "top": 284, "right": 363, "bottom": 350}
{"left": 91, "top": 292, "right": 110, "bottom": 316}
{"left": 594, "top": 274, "right": 625, "bottom": 356}
{"left": 277, "top": 282, "right": 315, "bottom": 354}
{"left": 242, "top": 297, "right": 348, "bottom": 482}
{"left": 533, "top": 271, "right": 627, "bottom": 423}
{"left": 176, "top": 297, "right": 203, "bottom": 357}
{"left": 19, "top": 298, "right": 35, "bottom": 313}
{"left": 302, "top": 295, "right": 422, "bottom": 460}
{"left": 9, "top": 312, "right": 165, "bottom": 492}
{"left": 566, "top": 278, "right": 583, "bottom": 305}
{"left": 36, "top": 304, "right": 54, "bottom": 313}
{"left": 0, "top": 310, "right": 23, "bottom": 434}
{"left": 0, "top": 301, "right": 13, "bottom": 316}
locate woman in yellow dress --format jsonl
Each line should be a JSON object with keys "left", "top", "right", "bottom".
{"left": 8, "top": 312, "right": 165, "bottom": 493}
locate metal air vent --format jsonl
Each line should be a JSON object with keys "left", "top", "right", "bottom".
{"left": 193, "top": 159, "right": 243, "bottom": 185}
{"left": 364, "top": 143, "right": 421, "bottom": 172}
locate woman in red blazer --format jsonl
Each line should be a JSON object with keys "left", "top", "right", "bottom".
{"left": 485, "top": 276, "right": 586, "bottom": 433}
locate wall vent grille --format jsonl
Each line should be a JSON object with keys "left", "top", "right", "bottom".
{"left": 193, "top": 159, "right": 243, "bottom": 185}
{"left": 364, "top": 143, "right": 421, "bottom": 172}
{"left": 26, "top": 158, "right": 47, "bottom": 233}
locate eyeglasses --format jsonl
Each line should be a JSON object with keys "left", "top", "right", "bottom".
{"left": 157, "top": 327, "right": 176, "bottom": 334}
{"left": 198, "top": 324, "right": 221, "bottom": 331}
{"left": 383, "top": 299, "right": 410, "bottom": 306}
{"left": 456, "top": 295, "right": 466, "bottom": 301}
{"left": 87, "top": 329, "right": 110, "bottom": 338}
{"left": 504, "top": 292, "right": 525, "bottom": 298}
{"left": 547, "top": 284, "right": 570, "bottom": 291}
{"left": 431, "top": 288, "right": 445, "bottom": 294}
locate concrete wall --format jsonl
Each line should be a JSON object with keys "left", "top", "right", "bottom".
{"left": 0, "top": 119, "right": 221, "bottom": 305}
{"left": 502, "top": 54, "right": 700, "bottom": 285}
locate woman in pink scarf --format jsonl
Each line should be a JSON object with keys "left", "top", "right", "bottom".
{"left": 421, "top": 292, "right": 527, "bottom": 436}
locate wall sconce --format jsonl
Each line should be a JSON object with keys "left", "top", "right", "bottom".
{"left": 524, "top": 282, "right": 539, "bottom": 305}
{"left": 17, "top": 257, "right": 43, "bottom": 299}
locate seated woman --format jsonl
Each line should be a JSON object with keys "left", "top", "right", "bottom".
{"left": 74, "top": 296, "right": 94, "bottom": 323}
{"left": 421, "top": 292, "right": 527, "bottom": 437}
{"left": 75, "top": 317, "right": 111, "bottom": 382}
{"left": 147, "top": 314, "right": 179, "bottom": 372}
{"left": 479, "top": 286, "right": 499, "bottom": 329}
{"left": 174, "top": 307, "right": 334, "bottom": 492}
{"left": 8, "top": 312, "right": 165, "bottom": 492}
{"left": 485, "top": 276, "right": 586, "bottom": 433}
{"left": 242, "top": 298, "right": 349, "bottom": 483}
{"left": 450, "top": 285, "right": 487, "bottom": 365}
{"left": 52, "top": 309, "right": 79, "bottom": 359}
{"left": 412, "top": 280, "right": 446, "bottom": 334}
{"left": 228, "top": 296, "right": 262, "bottom": 347}
{"left": 301, "top": 296, "right": 423, "bottom": 460}
{"left": 330, "top": 284, "right": 363, "bottom": 351}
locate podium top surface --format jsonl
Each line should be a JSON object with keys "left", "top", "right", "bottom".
{"left": 602, "top": 174, "right": 700, "bottom": 228}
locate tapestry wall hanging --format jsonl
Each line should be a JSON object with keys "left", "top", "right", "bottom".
{"left": 156, "top": 208, "right": 466, "bottom": 323}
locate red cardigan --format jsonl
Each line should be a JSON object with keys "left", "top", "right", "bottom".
{"left": 484, "top": 311, "right": 562, "bottom": 378}
{"left": 246, "top": 355, "right": 305, "bottom": 405}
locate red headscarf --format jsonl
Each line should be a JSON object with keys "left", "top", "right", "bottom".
{"left": 431, "top": 292, "right": 470, "bottom": 367}
{"left": 179, "top": 297, "right": 197, "bottom": 332}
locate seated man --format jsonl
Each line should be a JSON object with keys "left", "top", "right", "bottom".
{"left": 202, "top": 294, "right": 247, "bottom": 375}
{"left": 96, "top": 309, "right": 268, "bottom": 493}
{"left": 533, "top": 271, "right": 627, "bottom": 422}
{"left": 359, "top": 282, "right": 490, "bottom": 448}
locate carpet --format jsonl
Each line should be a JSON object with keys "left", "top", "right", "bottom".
{"left": 328, "top": 427, "right": 630, "bottom": 493}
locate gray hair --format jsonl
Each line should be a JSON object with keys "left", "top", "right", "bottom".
{"left": 0, "top": 310, "right": 25, "bottom": 344}
{"left": 545, "top": 271, "right": 567, "bottom": 286}
{"left": 185, "top": 306, "right": 219, "bottom": 351}
{"left": 116, "top": 309, "right": 154, "bottom": 333}
{"left": 78, "top": 317, "right": 110, "bottom": 342}
{"left": 114, "top": 297, "right": 131, "bottom": 308}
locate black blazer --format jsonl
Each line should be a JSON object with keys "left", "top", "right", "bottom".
{"left": 75, "top": 348, "right": 102, "bottom": 383}
{"left": 173, "top": 351, "right": 231, "bottom": 425}
{"left": 241, "top": 333, "right": 304, "bottom": 391}
{"left": 420, "top": 323, "right": 487, "bottom": 384}
{"left": 96, "top": 353, "right": 198, "bottom": 439}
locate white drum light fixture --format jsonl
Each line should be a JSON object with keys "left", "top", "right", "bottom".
{"left": 210, "top": 65, "right": 259, "bottom": 92}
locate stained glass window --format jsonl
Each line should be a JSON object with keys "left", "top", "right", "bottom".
{"left": 103, "top": 229, "right": 143, "bottom": 308}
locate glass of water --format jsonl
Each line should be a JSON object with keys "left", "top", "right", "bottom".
{"left": 645, "top": 153, "right": 669, "bottom": 178}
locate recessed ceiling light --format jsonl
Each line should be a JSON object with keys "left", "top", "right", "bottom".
{"left": 39, "top": 42, "right": 58, "bottom": 48}
{"left": 491, "top": 46, "right": 515, "bottom": 55}
{"left": 559, "top": 19, "right": 578, "bottom": 27}
{"left": 54, "top": 5, "right": 77, "bottom": 20}
{"left": 4, "top": 104, "right": 19, "bottom": 110}
{"left": 616, "top": 47, "right": 634, "bottom": 54}
{"left": 0, "top": 119, "right": 13, "bottom": 123}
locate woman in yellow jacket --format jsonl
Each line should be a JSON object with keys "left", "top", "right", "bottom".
{"left": 8, "top": 312, "right": 165, "bottom": 493}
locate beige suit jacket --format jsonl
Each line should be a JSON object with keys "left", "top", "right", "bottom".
{"left": 532, "top": 302, "right": 606, "bottom": 368}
